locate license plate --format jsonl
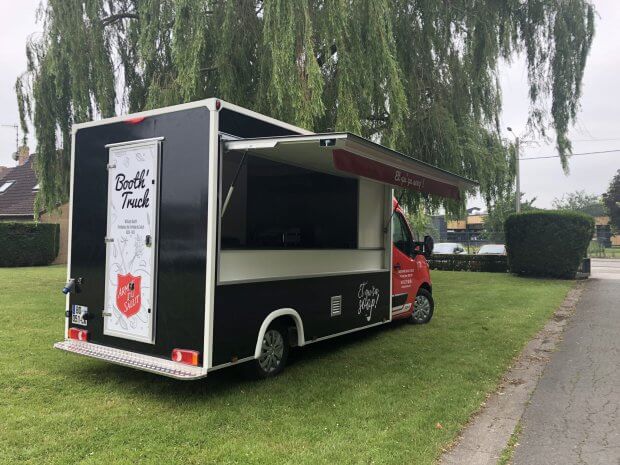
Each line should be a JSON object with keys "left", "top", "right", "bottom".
{"left": 71, "top": 305, "right": 88, "bottom": 326}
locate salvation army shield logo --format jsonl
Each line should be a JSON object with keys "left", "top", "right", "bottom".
{"left": 116, "top": 273, "right": 142, "bottom": 318}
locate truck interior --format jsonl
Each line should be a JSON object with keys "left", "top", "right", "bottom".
{"left": 218, "top": 133, "right": 476, "bottom": 284}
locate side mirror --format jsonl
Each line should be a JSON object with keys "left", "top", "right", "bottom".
{"left": 411, "top": 236, "right": 433, "bottom": 258}
{"left": 423, "top": 235, "right": 434, "bottom": 259}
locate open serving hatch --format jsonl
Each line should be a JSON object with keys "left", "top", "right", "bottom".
{"left": 224, "top": 132, "right": 477, "bottom": 199}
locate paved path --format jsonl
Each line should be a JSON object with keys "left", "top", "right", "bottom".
{"left": 513, "top": 260, "right": 620, "bottom": 465}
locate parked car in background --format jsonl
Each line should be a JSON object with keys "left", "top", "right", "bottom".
{"left": 477, "top": 244, "right": 507, "bottom": 255}
{"left": 433, "top": 242, "right": 466, "bottom": 254}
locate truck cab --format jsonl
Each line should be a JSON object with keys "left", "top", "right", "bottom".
{"left": 391, "top": 199, "right": 434, "bottom": 324}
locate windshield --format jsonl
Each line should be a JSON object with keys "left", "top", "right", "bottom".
{"left": 478, "top": 244, "right": 505, "bottom": 254}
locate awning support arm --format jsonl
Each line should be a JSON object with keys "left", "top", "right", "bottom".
{"left": 221, "top": 150, "right": 247, "bottom": 217}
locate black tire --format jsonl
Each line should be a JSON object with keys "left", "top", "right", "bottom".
{"left": 249, "top": 322, "right": 289, "bottom": 379}
{"left": 408, "top": 288, "right": 434, "bottom": 324}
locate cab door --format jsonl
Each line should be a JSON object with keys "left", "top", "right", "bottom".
{"left": 391, "top": 211, "right": 417, "bottom": 316}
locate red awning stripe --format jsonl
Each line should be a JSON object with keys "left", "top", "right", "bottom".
{"left": 332, "top": 149, "right": 461, "bottom": 200}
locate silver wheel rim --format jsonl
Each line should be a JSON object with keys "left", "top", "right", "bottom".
{"left": 258, "top": 329, "right": 285, "bottom": 373}
{"left": 413, "top": 295, "right": 431, "bottom": 322}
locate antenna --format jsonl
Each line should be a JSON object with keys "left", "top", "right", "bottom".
{"left": 1, "top": 124, "right": 19, "bottom": 163}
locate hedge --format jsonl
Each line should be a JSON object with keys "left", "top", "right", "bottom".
{"left": 428, "top": 253, "right": 508, "bottom": 272}
{"left": 505, "top": 210, "right": 594, "bottom": 279}
{"left": 0, "top": 222, "right": 60, "bottom": 267}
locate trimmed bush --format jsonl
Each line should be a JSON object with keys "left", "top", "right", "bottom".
{"left": 505, "top": 211, "right": 594, "bottom": 279}
{"left": 428, "top": 254, "right": 508, "bottom": 272}
{"left": 0, "top": 222, "right": 60, "bottom": 267}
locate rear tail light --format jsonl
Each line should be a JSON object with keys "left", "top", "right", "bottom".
{"left": 68, "top": 328, "right": 89, "bottom": 341}
{"left": 171, "top": 349, "right": 200, "bottom": 366}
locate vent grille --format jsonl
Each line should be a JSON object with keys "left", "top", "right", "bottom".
{"left": 331, "top": 295, "right": 342, "bottom": 317}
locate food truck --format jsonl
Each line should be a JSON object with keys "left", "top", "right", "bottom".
{"left": 55, "top": 99, "right": 476, "bottom": 379}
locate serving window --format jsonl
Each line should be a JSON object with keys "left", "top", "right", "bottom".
{"left": 221, "top": 151, "right": 358, "bottom": 250}
{"left": 218, "top": 144, "right": 389, "bottom": 284}
{"left": 217, "top": 130, "right": 474, "bottom": 283}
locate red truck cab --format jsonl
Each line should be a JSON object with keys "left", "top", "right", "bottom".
{"left": 391, "top": 199, "right": 434, "bottom": 324}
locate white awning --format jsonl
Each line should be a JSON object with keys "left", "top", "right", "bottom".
{"left": 224, "top": 133, "right": 477, "bottom": 200}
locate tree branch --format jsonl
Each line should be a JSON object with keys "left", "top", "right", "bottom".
{"left": 101, "top": 13, "right": 139, "bottom": 26}
{"left": 364, "top": 114, "right": 390, "bottom": 122}
{"left": 102, "top": 9, "right": 214, "bottom": 28}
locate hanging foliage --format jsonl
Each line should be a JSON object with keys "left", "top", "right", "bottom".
{"left": 17, "top": 0, "right": 595, "bottom": 215}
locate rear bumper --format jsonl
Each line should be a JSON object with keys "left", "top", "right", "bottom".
{"left": 54, "top": 340, "right": 207, "bottom": 380}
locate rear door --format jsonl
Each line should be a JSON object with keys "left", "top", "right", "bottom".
{"left": 391, "top": 211, "right": 416, "bottom": 315}
{"left": 103, "top": 138, "right": 161, "bottom": 344}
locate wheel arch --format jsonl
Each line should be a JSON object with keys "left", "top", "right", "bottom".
{"left": 253, "top": 308, "right": 305, "bottom": 359}
{"left": 418, "top": 282, "right": 432, "bottom": 294}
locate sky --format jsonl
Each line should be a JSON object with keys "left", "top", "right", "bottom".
{"left": 0, "top": 0, "right": 618, "bottom": 208}
{"left": 496, "top": 1, "right": 620, "bottom": 208}
{"left": 0, "top": 0, "right": 39, "bottom": 165}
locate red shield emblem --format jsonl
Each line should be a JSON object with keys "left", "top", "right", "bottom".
{"left": 116, "top": 273, "right": 142, "bottom": 318}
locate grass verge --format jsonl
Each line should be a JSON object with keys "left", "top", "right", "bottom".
{"left": 0, "top": 266, "right": 571, "bottom": 464}
{"left": 497, "top": 422, "right": 523, "bottom": 465}
{"left": 588, "top": 243, "right": 620, "bottom": 259}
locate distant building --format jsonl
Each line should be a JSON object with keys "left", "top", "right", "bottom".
{"left": 430, "top": 215, "right": 447, "bottom": 241}
{"left": 467, "top": 206, "right": 484, "bottom": 215}
{"left": 446, "top": 213, "right": 487, "bottom": 243}
{"left": 0, "top": 147, "right": 69, "bottom": 264}
{"left": 433, "top": 209, "right": 618, "bottom": 248}
{"left": 594, "top": 216, "right": 619, "bottom": 247}
{"left": 0, "top": 147, "right": 38, "bottom": 221}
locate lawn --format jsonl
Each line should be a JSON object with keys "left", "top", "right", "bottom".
{"left": 0, "top": 266, "right": 572, "bottom": 465}
{"left": 588, "top": 242, "right": 620, "bottom": 259}
{"left": 598, "top": 248, "right": 620, "bottom": 259}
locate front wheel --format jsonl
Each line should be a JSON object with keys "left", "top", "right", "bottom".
{"left": 408, "top": 288, "right": 434, "bottom": 324}
{"left": 250, "top": 324, "right": 289, "bottom": 378}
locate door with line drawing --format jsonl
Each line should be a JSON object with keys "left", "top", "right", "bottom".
{"left": 103, "top": 139, "right": 160, "bottom": 344}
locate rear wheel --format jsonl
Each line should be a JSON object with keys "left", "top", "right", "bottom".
{"left": 409, "top": 288, "right": 434, "bottom": 324}
{"left": 251, "top": 323, "right": 289, "bottom": 378}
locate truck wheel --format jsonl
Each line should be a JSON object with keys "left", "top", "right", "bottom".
{"left": 409, "top": 289, "right": 434, "bottom": 324}
{"left": 252, "top": 323, "right": 289, "bottom": 378}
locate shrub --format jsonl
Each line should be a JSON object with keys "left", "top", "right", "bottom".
{"left": 0, "top": 222, "right": 60, "bottom": 267}
{"left": 428, "top": 254, "right": 508, "bottom": 272}
{"left": 505, "top": 211, "right": 594, "bottom": 279}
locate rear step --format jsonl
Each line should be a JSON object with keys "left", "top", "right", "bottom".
{"left": 54, "top": 340, "right": 206, "bottom": 380}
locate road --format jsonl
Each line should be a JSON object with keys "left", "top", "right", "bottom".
{"left": 513, "top": 259, "right": 620, "bottom": 465}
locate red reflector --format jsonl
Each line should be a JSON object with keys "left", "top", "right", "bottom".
{"left": 68, "top": 328, "right": 89, "bottom": 341}
{"left": 171, "top": 349, "right": 200, "bottom": 366}
{"left": 125, "top": 116, "right": 146, "bottom": 125}
{"left": 215, "top": 99, "right": 221, "bottom": 110}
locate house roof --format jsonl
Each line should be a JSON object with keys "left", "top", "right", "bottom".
{"left": 0, "top": 155, "right": 38, "bottom": 218}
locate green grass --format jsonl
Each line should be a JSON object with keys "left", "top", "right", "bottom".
{"left": 497, "top": 421, "right": 522, "bottom": 465}
{"left": 588, "top": 242, "right": 620, "bottom": 259}
{"left": 601, "top": 248, "right": 620, "bottom": 258}
{"left": 0, "top": 266, "right": 572, "bottom": 465}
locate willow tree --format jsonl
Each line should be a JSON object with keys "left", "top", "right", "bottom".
{"left": 17, "top": 0, "right": 595, "bottom": 215}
